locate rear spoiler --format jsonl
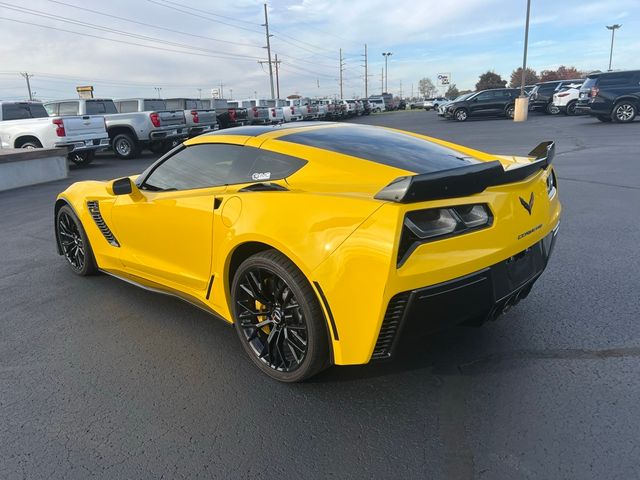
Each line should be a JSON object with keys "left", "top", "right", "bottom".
{"left": 375, "top": 141, "right": 555, "bottom": 203}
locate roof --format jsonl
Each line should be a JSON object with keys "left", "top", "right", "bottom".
{"left": 587, "top": 69, "right": 640, "bottom": 78}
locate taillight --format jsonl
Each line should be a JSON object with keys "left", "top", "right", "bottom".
{"left": 52, "top": 118, "right": 65, "bottom": 137}
{"left": 590, "top": 86, "right": 599, "bottom": 98}
{"left": 291, "top": 106, "right": 295, "bottom": 114}
{"left": 271, "top": 108, "right": 276, "bottom": 117}
{"left": 557, "top": 93, "right": 570, "bottom": 97}
{"left": 252, "top": 106, "right": 258, "bottom": 117}
{"left": 190, "top": 109, "right": 199, "bottom": 123}
{"left": 229, "top": 109, "right": 237, "bottom": 121}
{"left": 149, "top": 112, "right": 161, "bottom": 127}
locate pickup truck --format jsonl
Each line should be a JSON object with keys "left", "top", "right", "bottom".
{"left": 44, "top": 98, "right": 188, "bottom": 159}
{"left": 1, "top": 101, "right": 109, "bottom": 165}
{"left": 206, "top": 99, "right": 249, "bottom": 129}
{"left": 237, "top": 100, "right": 272, "bottom": 125}
{"left": 164, "top": 98, "right": 218, "bottom": 136}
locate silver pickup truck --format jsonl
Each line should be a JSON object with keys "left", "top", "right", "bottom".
{"left": 44, "top": 98, "right": 188, "bottom": 159}
{"left": 238, "top": 99, "right": 272, "bottom": 125}
{"left": 1, "top": 101, "right": 109, "bottom": 165}
{"left": 163, "top": 98, "right": 218, "bottom": 137}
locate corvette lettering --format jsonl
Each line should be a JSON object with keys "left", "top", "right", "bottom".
{"left": 518, "top": 223, "right": 542, "bottom": 240}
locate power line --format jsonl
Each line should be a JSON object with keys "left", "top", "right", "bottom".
{"left": 0, "top": 16, "right": 263, "bottom": 62}
{"left": 47, "top": 0, "right": 264, "bottom": 49}
{"left": 153, "top": 0, "right": 261, "bottom": 27}
{"left": 0, "top": 3, "right": 263, "bottom": 60}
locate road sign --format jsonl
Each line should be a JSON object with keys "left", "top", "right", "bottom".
{"left": 211, "top": 88, "right": 220, "bottom": 99}
{"left": 437, "top": 73, "right": 451, "bottom": 87}
{"left": 76, "top": 85, "right": 94, "bottom": 99}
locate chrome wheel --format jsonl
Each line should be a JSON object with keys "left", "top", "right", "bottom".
{"left": 58, "top": 211, "right": 85, "bottom": 271}
{"left": 235, "top": 267, "right": 308, "bottom": 373}
{"left": 115, "top": 138, "right": 132, "bottom": 156}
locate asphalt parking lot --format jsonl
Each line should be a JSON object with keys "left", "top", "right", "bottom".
{"left": 1, "top": 111, "right": 639, "bottom": 479}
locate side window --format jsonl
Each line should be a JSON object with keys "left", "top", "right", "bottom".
{"left": 165, "top": 99, "right": 182, "bottom": 110}
{"left": 1, "top": 103, "right": 31, "bottom": 120}
{"left": 86, "top": 101, "right": 117, "bottom": 114}
{"left": 58, "top": 102, "right": 79, "bottom": 116}
{"left": 118, "top": 101, "right": 138, "bottom": 113}
{"left": 475, "top": 91, "right": 494, "bottom": 101}
{"left": 141, "top": 144, "right": 306, "bottom": 191}
{"left": 44, "top": 104, "right": 58, "bottom": 116}
{"left": 599, "top": 73, "right": 632, "bottom": 87}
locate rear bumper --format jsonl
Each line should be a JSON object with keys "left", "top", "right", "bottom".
{"left": 149, "top": 127, "right": 188, "bottom": 140}
{"left": 188, "top": 123, "right": 218, "bottom": 137}
{"left": 56, "top": 137, "right": 109, "bottom": 152}
{"left": 372, "top": 223, "right": 559, "bottom": 360}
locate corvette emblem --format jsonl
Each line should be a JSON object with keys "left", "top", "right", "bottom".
{"left": 519, "top": 192, "right": 535, "bottom": 215}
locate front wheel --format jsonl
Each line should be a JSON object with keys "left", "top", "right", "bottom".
{"left": 505, "top": 104, "right": 515, "bottom": 119}
{"left": 232, "top": 250, "right": 329, "bottom": 382}
{"left": 454, "top": 108, "right": 468, "bottom": 122}
{"left": 68, "top": 150, "right": 95, "bottom": 166}
{"left": 612, "top": 101, "right": 637, "bottom": 123}
{"left": 56, "top": 205, "right": 98, "bottom": 276}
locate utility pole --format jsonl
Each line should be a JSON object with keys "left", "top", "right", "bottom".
{"left": 154, "top": 87, "right": 162, "bottom": 98}
{"left": 229, "top": 88, "right": 233, "bottom": 100}
{"left": 606, "top": 24, "right": 622, "bottom": 71}
{"left": 339, "top": 48, "right": 344, "bottom": 99}
{"left": 197, "top": 88, "right": 202, "bottom": 99}
{"left": 274, "top": 53, "right": 280, "bottom": 99}
{"left": 380, "top": 69, "right": 384, "bottom": 95}
{"left": 382, "top": 52, "right": 392, "bottom": 93}
{"left": 219, "top": 82, "right": 224, "bottom": 99}
{"left": 514, "top": 0, "right": 531, "bottom": 122}
{"left": 411, "top": 83, "right": 414, "bottom": 99}
{"left": 20, "top": 72, "right": 33, "bottom": 100}
{"left": 262, "top": 3, "right": 275, "bottom": 99}
{"left": 362, "top": 44, "right": 368, "bottom": 99}
{"left": 399, "top": 80, "right": 403, "bottom": 98}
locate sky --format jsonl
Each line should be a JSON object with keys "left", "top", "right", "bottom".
{"left": 0, "top": 0, "right": 638, "bottom": 102}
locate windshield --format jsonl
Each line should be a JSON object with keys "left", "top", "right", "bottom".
{"left": 454, "top": 93, "right": 473, "bottom": 102}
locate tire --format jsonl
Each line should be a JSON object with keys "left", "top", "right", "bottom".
{"left": 505, "top": 104, "right": 515, "bottom": 119}
{"left": 17, "top": 139, "right": 43, "bottom": 149}
{"left": 148, "top": 141, "right": 166, "bottom": 155}
{"left": 68, "top": 150, "right": 95, "bottom": 166}
{"left": 232, "top": 250, "right": 330, "bottom": 382}
{"left": 546, "top": 102, "right": 560, "bottom": 115}
{"left": 612, "top": 101, "right": 637, "bottom": 123}
{"left": 597, "top": 115, "right": 612, "bottom": 122}
{"left": 56, "top": 205, "right": 98, "bottom": 276}
{"left": 112, "top": 133, "right": 139, "bottom": 159}
{"left": 565, "top": 100, "right": 577, "bottom": 116}
{"left": 454, "top": 108, "right": 468, "bottom": 122}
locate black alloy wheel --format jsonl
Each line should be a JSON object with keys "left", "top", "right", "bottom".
{"left": 68, "top": 150, "right": 95, "bottom": 166}
{"left": 232, "top": 250, "right": 329, "bottom": 382}
{"left": 565, "top": 100, "right": 577, "bottom": 116}
{"left": 56, "top": 205, "right": 98, "bottom": 276}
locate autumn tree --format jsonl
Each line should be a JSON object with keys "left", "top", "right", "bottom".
{"left": 556, "top": 65, "right": 584, "bottom": 79}
{"left": 445, "top": 83, "right": 460, "bottom": 99}
{"left": 539, "top": 69, "right": 560, "bottom": 82}
{"left": 475, "top": 71, "right": 507, "bottom": 90}
{"left": 418, "top": 77, "right": 436, "bottom": 97}
{"left": 509, "top": 67, "right": 539, "bottom": 87}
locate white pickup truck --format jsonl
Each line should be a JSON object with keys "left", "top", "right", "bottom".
{"left": 0, "top": 101, "right": 109, "bottom": 165}
{"left": 44, "top": 98, "right": 188, "bottom": 159}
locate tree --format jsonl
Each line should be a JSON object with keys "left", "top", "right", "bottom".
{"left": 539, "top": 69, "right": 560, "bottom": 82}
{"left": 509, "top": 67, "right": 539, "bottom": 88}
{"left": 445, "top": 83, "right": 459, "bottom": 99}
{"left": 418, "top": 77, "right": 436, "bottom": 97}
{"left": 556, "top": 65, "right": 583, "bottom": 80}
{"left": 475, "top": 71, "right": 507, "bottom": 90}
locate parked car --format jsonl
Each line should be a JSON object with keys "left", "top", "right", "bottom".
{"left": 529, "top": 79, "right": 583, "bottom": 114}
{"left": 206, "top": 99, "right": 249, "bottom": 129}
{"left": 164, "top": 98, "right": 218, "bottom": 137}
{"left": 409, "top": 100, "right": 424, "bottom": 109}
{"left": 424, "top": 97, "right": 448, "bottom": 111}
{"left": 576, "top": 70, "right": 640, "bottom": 123}
{"left": 551, "top": 82, "right": 583, "bottom": 116}
{"left": 368, "top": 97, "right": 385, "bottom": 112}
{"left": 360, "top": 99, "right": 372, "bottom": 115}
{"left": 1, "top": 101, "right": 109, "bottom": 165}
{"left": 444, "top": 88, "right": 519, "bottom": 121}
{"left": 45, "top": 98, "right": 188, "bottom": 159}
{"left": 236, "top": 100, "right": 271, "bottom": 125}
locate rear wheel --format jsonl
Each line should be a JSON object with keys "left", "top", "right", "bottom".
{"left": 565, "top": 100, "right": 577, "bottom": 116}
{"left": 18, "top": 139, "right": 43, "bottom": 149}
{"left": 112, "top": 133, "right": 139, "bottom": 159}
{"left": 546, "top": 102, "right": 560, "bottom": 115}
{"left": 612, "top": 101, "right": 637, "bottom": 123}
{"left": 68, "top": 150, "right": 95, "bottom": 166}
{"left": 454, "top": 108, "right": 468, "bottom": 122}
{"left": 56, "top": 205, "right": 98, "bottom": 276}
{"left": 232, "top": 250, "right": 329, "bottom": 382}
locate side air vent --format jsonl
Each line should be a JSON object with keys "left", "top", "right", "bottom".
{"left": 86, "top": 200, "right": 120, "bottom": 247}
{"left": 371, "top": 292, "right": 410, "bottom": 360}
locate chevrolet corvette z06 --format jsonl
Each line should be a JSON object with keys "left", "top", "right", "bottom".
{"left": 54, "top": 122, "right": 560, "bottom": 382}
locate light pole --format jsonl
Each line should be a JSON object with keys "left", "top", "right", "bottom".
{"left": 606, "top": 24, "right": 621, "bottom": 71}
{"left": 514, "top": 0, "right": 531, "bottom": 122}
{"left": 382, "top": 52, "right": 392, "bottom": 93}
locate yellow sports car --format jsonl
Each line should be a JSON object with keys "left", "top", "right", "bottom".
{"left": 55, "top": 123, "right": 560, "bottom": 382}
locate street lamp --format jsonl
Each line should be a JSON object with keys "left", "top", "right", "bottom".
{"left": 606, "top": 24, "right": 622, "bottom": 71}
{"left": 514, "top": 0, "right": 531, "bottom": 122}
{"left": 382, "top": 52, "right": 392, "bottom": 93}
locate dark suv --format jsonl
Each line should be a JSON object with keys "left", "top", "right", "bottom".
{"left": 529, "top": 79, "right": 583, "bottom": 113}
{"left": 576, "top": 70, "right": 640, "bottom": 123}
{"left": 444, "top": 88, "right": 519, "bottom": 121}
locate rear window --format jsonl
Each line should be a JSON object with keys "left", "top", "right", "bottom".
{"left": 279, "top": 125, "right": 480, "bottom": 174}
{"left": 581, "top": 78, "right": 597, "bottom": 90}
{"left": 143, "top": 100, "right": 166, "bottom": 111}
{"left": 86, "top": 101, "right": 117, "bottom": 114}
{"left": 2, "top": 103, "right": 49, "bottom": 120}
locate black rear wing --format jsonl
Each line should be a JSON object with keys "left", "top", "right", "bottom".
{"left": 375, "top": 141, "right": 555, "bottom": 203}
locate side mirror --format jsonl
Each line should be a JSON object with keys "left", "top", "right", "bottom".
{"left": 108, "top": 177, "right": 138, "bottom": 196}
